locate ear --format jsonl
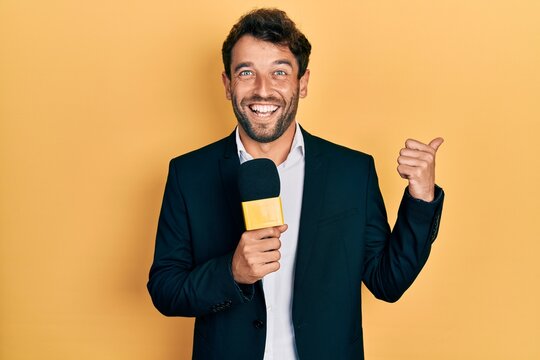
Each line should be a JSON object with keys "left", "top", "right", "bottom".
{"left": 222, "top": 72, "right": 232, "bottom": 100}
{"left": 299, "top": 69, "right": 310, "bottom": 98}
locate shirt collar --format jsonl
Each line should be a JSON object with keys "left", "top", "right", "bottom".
{"left": 235, "top": 122, "right": 305, "bottom": 166}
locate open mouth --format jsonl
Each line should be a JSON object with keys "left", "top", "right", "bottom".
{"left": 248, "top": 104, "right": 279, "bottom": 117}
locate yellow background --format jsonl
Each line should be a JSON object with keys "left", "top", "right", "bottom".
{"left": 1, "top": 0, "right": 539, "bottom": 359}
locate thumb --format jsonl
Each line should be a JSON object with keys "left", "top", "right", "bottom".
{"left": 429, "top": 137, "right": 444, "bottom": 151}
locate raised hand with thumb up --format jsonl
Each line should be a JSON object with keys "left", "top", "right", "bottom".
{"left": 397, "top": 137, "right": 444, "bottom": 202}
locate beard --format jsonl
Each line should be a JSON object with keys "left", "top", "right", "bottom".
{"left": 232, "top": 90, "right": 300, "bottom": 143}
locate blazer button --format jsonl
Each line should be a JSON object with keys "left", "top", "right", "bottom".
{"left": 253, "top": 320, "right": 264, "bottom": 329}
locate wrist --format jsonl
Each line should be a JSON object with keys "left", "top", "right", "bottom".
{"left": 407, "top": 186, "right": 434, "bottom": 202}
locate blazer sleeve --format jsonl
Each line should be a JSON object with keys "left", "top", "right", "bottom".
{"left": 362, "top": 156, "right": 444, "bottom": 302}
{"left": 147, "top": 160, "right": 253, "bottom": 317}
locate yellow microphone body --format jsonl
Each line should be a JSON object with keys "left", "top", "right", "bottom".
{"left": 241, "top": 196, "right": 284, "bottom": 230}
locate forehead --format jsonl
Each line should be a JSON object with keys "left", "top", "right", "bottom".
{"left": 230, "top": 35, "right": 297, "bottom": 68}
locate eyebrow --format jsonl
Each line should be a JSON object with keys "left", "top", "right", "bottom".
{"left": 233, "top": 62, "right": 254, "bottom": 73}
{"left": 273, "top": 59, "right": 293, "bottom": 68}
{"left": 233, "top": 59, "right": 294, "bottom": 73}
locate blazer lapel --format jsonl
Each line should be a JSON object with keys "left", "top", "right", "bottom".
{"left": 294, "top": 127, "right": 328, "bottom": 290}
{"left": 219, "top": 131, "right": 244, "bottom": 232}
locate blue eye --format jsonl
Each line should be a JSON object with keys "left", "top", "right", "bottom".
{"left": 275, "top": 70, "right": 287, "bottom": 76}
{"left": 239, "top": 70, "right": 253, "bottom": 76}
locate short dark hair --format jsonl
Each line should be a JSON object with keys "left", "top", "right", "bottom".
{"left": 222, "top": 8, "right": 311, "bottom": 79}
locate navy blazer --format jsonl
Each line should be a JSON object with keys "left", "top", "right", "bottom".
{"left": 148, "top": 127, "right": 444, "bottom": 359}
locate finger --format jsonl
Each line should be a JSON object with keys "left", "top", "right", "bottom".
{"left": 250, "top": 226, "right": 282, "bottom": 240}
{"left": 260, "top": 249, "right": 281, "bottom": 263}
{"left": 240, "top": 236, "right": 280, "bottom": 256}
{"left": 405, "top": 139, "right": 435, "bottom": 154}
{"left": 399, "top": 148, "right": 434, "bottom": 162}
{"left": 256, "top": 238, "right": 281, "bottom": 252}
{"left": 397, "top": 156, "right": 428, "bottom": 167}
{"left": 259, "top": 261, "right": 280, "bottom": 276}
{"left": 276, "top": 224, "right": 288, "bottom": 233}
{"left": 247, "top": 251, "right": 280, "bottom": 267}
{"left": 428, "top": 137, "right": 444, "bottom": 151}
{"left": 397, "top": 164, "right": 420, "bottom": 179}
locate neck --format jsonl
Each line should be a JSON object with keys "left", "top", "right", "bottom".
{"left": 238, "top": 122, "right": 297, "bottom": 166}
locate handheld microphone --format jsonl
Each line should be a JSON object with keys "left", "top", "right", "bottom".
{"left": 238, "top": 158, "right": 284, "bottom": 230}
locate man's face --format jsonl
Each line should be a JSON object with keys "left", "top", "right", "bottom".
{"left": 222, "top": 35, "right": 310, "bottom": 143}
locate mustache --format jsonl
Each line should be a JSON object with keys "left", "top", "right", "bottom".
{"left": 240, "top": 95, "right": 283, "bottom": 105}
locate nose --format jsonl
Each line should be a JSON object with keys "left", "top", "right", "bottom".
{"left": 253, "top": 74, "right": 271, "bottom": 97}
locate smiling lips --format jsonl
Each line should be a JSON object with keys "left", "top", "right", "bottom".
{"left": 248, "top": 104, "right": 279, "bottom": 117}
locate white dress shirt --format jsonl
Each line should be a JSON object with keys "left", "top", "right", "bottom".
{"left": 236, "top": 122, "right": 305, "bottom": 360}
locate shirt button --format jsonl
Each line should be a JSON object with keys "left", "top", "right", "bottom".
{"left": 253, "top": 320, "right": 264, "bottom": 329}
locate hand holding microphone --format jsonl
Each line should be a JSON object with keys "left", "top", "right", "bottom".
{"left": 232, "top": 224, "right": 287, "bottom": 284}
{"left": 232, "top": 159, "right": 287, "bottom": 284}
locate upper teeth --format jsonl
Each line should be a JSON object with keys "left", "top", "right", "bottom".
{"left": 250, "top": 105, "right": 278, "bottom": 113}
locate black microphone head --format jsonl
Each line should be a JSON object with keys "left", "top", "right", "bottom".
{"left": 238, "top": 158, "right": 280, "bottom": 202}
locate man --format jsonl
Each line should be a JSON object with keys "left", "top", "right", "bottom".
{"left": 148, "top": 8, "right": 444, "bottom": 360}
